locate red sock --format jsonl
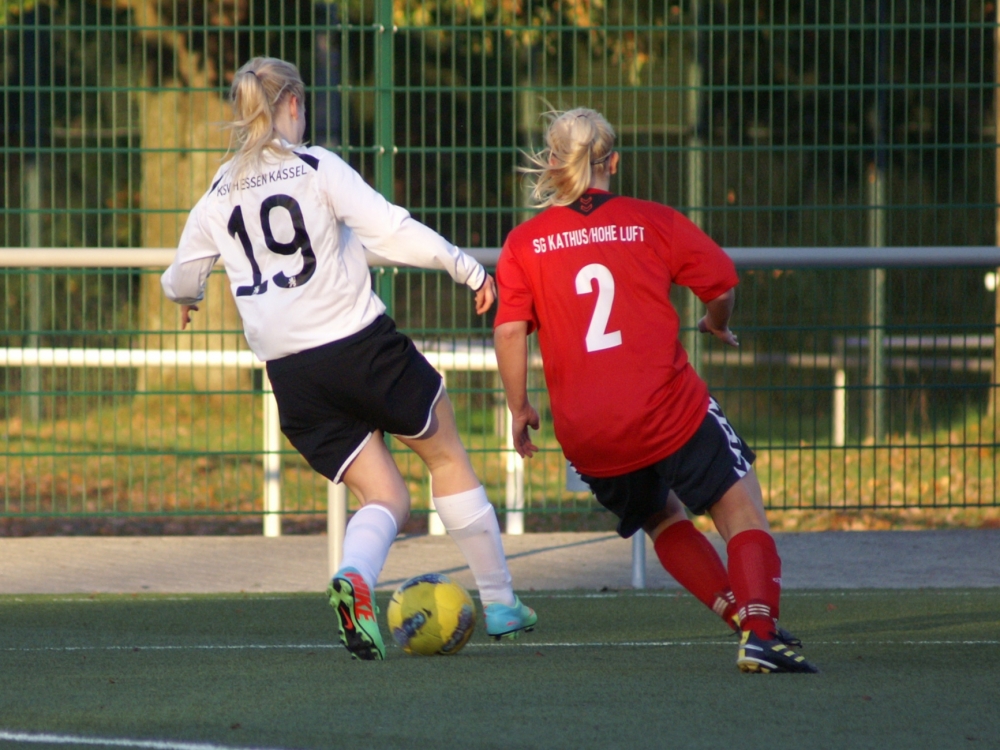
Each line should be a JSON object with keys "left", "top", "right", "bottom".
{"left": 727, "top": 529, "right": 782, "bottom": 639}
{"left": 653, "top": 520, "right": 739, "bottom": 628}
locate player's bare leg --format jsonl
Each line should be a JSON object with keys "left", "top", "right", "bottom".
{"left": 644, "top": 492, "right": 739, "bottom": 629}
{"left": 327, "top": 432, "right": 410, "bottom": 661}
{"left": 340, "top": 431, "right": 411, "bottom": 528}
{"left": 705, "top": 469, "right": 770, "bottom": 542}
{"left": 395, "top": 392, "right": 536, "bottom": 638}
{"left": 393, "top": 391, "right": 479, "bottom": 496}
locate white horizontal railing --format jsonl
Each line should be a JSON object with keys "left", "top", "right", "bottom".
{"left": 0, "top": 248, "right": 178, "bottom": 267}
{"left": 0, "top": 247, "right": 503, "bottom": 269}
{"left": 0, "top": 348, "right": 262, "bottom": 368}
{"left": 5, "top": 246, "right": 1000, "bottom": 269}
{"left": 0, "top": 345, "right": 521, "bottom": 372}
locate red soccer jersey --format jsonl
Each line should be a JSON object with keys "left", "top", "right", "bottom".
{"left": 495, "top": 190, "right": 739, "bottom": 477}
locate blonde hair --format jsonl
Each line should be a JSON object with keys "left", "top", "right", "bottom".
{"left": 225, "top": 57, "right": 306, "bottom": 183}
{"left": 523, "top": 108, "right": 616, "bottom": 208}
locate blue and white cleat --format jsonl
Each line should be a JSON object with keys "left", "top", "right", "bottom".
{"left": 484, "top": 596, "right": 538, "bottom": 640}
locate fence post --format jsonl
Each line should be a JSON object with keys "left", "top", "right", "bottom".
{"left": 427, "top": 482, "right": 446, "bottom": 535}
{"left": 504, "top": 405, "right": 525, "bottom": 534}
{"left": 833, "top": 369, "right": 847, "bottom": 447}
{"left": 833, "top": 336, "right": 847, "bottom": 447}
{"left": 328, "top": 481, "right": 347, "bottom": 579}
{"left": 262, "top": 372, "right": 282, "bottom": 537}
{"left": 428, "top": 371, "right": 446, "bottom": 534}
{"left": 683, "top": 1, "right": 706, "bottom": 377}
{"left": 993, "top": 20, "right": 1000, "bottom": 420}
{"left": 23, "top": 163, "right": 42, "bottom": 424}
{"left": 374, "top": 0, "right": 396, "bottom": 315}
{"left": 866, "top": 4, "right": 889, "bottom": 442}
{"left": 631, "top": 533, "right": 646, "bottom": 589}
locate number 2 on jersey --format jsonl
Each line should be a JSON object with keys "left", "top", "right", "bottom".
{"left": 575, "top": 263, "right": 622, "bottom": 352}
{"left": 228, "top": 195, "right": 316, "bottom": 297}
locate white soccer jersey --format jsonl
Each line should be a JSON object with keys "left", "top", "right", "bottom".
{"left": 161, "top": 143, "right": 486, "bottom": 361}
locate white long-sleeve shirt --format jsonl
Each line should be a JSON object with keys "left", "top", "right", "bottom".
{"left": 161, "top": 143, "right": 486, "bottom": 361}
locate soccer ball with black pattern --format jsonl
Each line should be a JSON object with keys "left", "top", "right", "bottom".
{"left": 387, "top": 574, "right": 476, "bottom": 656}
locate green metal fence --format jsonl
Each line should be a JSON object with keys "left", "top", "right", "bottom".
{"left": 1, "top": 1, "right": 998, "bottom": 530}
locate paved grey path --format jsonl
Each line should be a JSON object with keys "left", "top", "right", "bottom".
{"left": 0, "top": 529, "right": 997, "bottom": 594}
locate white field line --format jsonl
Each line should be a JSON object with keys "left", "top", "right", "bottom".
{"left": 1, "top": 644, "right": 338, "bottom": 653}
{"left": 478, "top": 640, "right": 1000, "bottom": 647}
{"left": 0, "top": 729, "right": 288, "bottom": 750}
{"left": 0, "top": 597, "right": 297, "bottom": 605}
{"left": 3, "top": 639, "right": 999, "bottom": 654}
{"left": 0, "top": 591, "right": 991, "bottom": 606}
{"left": 521, "top": 587, "right": 988, "bottom": 599}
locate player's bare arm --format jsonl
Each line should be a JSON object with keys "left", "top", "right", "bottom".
{"left": 697, "top": 287, "right": 739, "bottom": 347}
{"left": 474, "top": 274, "right": 497, "bottom": 315}
{"left": 180, "top": 304, "right": 199, "bottom": 330}
{"left": 493, "top": 320, "right": 540, "bottom": 458}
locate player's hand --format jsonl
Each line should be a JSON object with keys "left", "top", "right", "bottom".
{"left": 181, "top": 304, "right": 199, "bottom": 330}
{"left": 474, "top": 274, "right": 496, "bottom": 315}
{"left": 697, "top": 315, "right": 739, "bottom": 347}
{"left": 511, "top": 403, "right": 540, "bottom": 458}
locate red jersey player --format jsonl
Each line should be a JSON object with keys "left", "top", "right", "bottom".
{"left": 494, "top": 108, "right": 817, "bottom": 674}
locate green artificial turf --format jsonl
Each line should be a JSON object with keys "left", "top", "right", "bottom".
{"left": 0, "top": 589, "right": 997, "bottom": 749}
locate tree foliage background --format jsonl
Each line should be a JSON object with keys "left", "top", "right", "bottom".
{"left": 5, "top": 0, "right": 992, "bottom": 249}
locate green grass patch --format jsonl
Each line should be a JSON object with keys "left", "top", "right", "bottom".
{"left": 0, "top": 590, "right": 997, "bottom": 749}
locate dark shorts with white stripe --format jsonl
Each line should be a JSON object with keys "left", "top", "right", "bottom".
{"left": 578, "top": 398, "right": 756, "bottom": 539}
{"left": 265, "top": 315, "right": 443, "bottom": 484}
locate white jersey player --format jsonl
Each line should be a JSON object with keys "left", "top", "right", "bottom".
{"left": 162, "top": 56, "right": 536, "bottom": 660}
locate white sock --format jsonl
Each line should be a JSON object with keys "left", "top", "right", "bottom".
{"left": 434, "top": 486, "right": 515, "bottom": 607}
{"left": 337, "top": 504, "right": 398, "bottom": 591}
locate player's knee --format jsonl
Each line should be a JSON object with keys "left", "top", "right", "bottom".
{"left": 369, "top": 499, "right": 409, "bottom": 530}
{"left": 416, "top": 436, "right": 472, "bottom": 475}
{"left": 644, "top": 504, "right": 688, "bottom": 541}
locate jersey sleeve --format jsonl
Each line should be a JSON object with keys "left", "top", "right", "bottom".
{"left": 666, "top": 210, "right": 739, "bottom": 302}
{"left": 493, "top": 237, "right": 538, "bottom": 334}
{"left": 161, "top": 194, "right": 220, "bottom": 305}
{"left": 315, "top": 150, "right": 486, "bottom": 291}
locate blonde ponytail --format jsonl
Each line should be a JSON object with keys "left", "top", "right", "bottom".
{"left": 523, "top": 108, "right": 616, "bottom": 208}
{"left": 226, "top": 57, "right": 306, "bottom": 184}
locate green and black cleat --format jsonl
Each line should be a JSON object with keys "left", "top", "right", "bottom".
{"left": 327, "top": 567, "right": 385, "bottom": 661}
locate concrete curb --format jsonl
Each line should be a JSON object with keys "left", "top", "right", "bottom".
{"left": 0, "top": 529, "right": 996, "bottom": 595}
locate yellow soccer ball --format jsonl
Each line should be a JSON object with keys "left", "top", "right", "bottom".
{"left": 387, "top": 573, "right": 477, "bottom": 656}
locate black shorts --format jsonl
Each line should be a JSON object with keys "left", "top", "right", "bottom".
{"left": 579, "top": 398, "right": 756, "bottom": 539}
{"left": 265, "top": 315, "right": 443, "bottom": 483}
